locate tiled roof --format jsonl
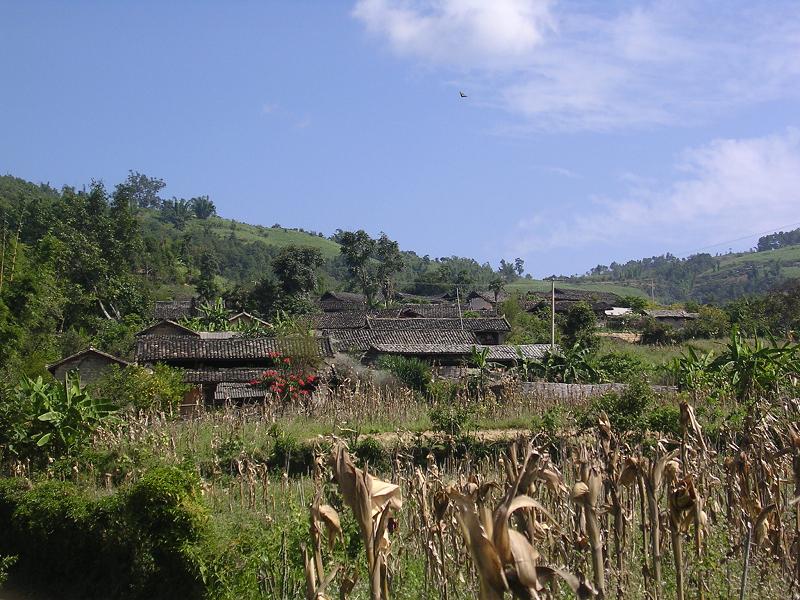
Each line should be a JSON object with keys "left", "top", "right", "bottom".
{"left": 47, "top": 347, "right": 132, "bottom": 374}
{"left": 367, "top": 343, "right": 550, "bottom": 361}
{"left": 395, "top": 304, "right": 497, "bottom": 318}
{"left": 468, "top": 290, "right": 510, "bottom": 304}
{"left": 321, "top": 291, "right": 365, "bottom": 303}
{"left": 311, "top": 311, "right": 368, "bottom": 330}
{"left": 154, "top": 299, "right": 196, "bottom": 320}
{"left": 367, "top": 317, "right": 511, "bottom": 333}
{"left": 136, "top": 320, "right": 200, "bottom": 337}
{"left": 645, "top": 309, "right": 699, "bottom": 319}
{"left": 327, "top": 328, "right": 478, "bottom": 352}
{"left": 136, "top": 336, "right": 333, "bottom": 363}
{"left": 182, "top": 368, "right": 265, "bottom": 384}
{"left": 319, "top": 291, "right": 366, "bottom": 312}
{"left": 215, "top": 383, "right": 264, "bottom": 401}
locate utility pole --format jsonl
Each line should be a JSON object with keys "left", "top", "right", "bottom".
{"left": 550, "top": 278, "right": 556, "bottom": 351}
{"left": 456, "top": 286, "right": 465, "bottom": 333}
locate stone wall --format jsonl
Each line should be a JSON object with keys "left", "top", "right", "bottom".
{"left": 520, "top": 381, "right": 676, "bottom": 401}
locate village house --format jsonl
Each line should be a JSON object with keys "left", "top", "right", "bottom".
{"left": 228, "top": 311, "right": 271, "bottom": 329}
{"left": 361, "top": 343, "right": 550, "bottom": 377}
{"left": 46, "top": 347, "right": 132, "bottom": 386}
{"left": 644, "top": 309, "right": 700, "bottom": 329}
{"left": 366, "top": 316, "right": 511, "bottom": 345}
{"left": 318, "top": 291, "right": 366, "bottom": 312}
{"left": 153, "top": 298, "right": 198, "bottom": 321}
{"left": 135, "top": 320, "right": 333, "bottom": 405}
{"left": 465, "top": 290, "right": 509, "bottom": 311}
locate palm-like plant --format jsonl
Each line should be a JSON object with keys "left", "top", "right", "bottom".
{"left": 190, "top": 195, "right": 216, "bottom": 219}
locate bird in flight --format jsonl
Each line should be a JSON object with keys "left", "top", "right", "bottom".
{"left": 459, "top": 91, "right": 467, "bottom": 98}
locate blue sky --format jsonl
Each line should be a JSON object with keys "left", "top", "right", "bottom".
{"left": 2, "top": 1, "right": 799, "bottom": 277}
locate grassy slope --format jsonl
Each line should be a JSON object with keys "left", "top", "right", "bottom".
{"left": 150, "top": 209, "right": 654, "bottom": 297}
{"left": 562, "top": 244, "right": 800, "bottom": 302}
{"left": 505, "top": 279, "right": 650, "bottom": 298}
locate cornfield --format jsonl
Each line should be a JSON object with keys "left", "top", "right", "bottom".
{"left": 294, "top": 396, "right": 800, "bottom": 599}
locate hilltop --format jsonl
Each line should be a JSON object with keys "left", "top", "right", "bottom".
{"left": 3, "top": 173, "right": 799, "bottom": 304}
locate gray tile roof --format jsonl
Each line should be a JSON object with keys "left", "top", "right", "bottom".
{"left": 136, "top": 336, "right": 333, "bottom": 363}
{"left": 311, "top": 311, "right": 368, "bottom": 330}
{"left": 367, "top": 343, "right": 550, "bottom": 361}
{"left": 154, "top": 299, "right": 196, "bottom": 320}
{"left": 47, "top": 347, "right": 132, "bottom": 374}
{"left": 182, "top": 368, "right": 266, "bottom": 384}
{"left": 367, "top": 316, "right": 511, "bottom": 333}
{"left": 645, "top": 309, "right": 699, "bottom": 319}
{"left": 327, "top": 328, "right": 478, "bottom": 352}
{"left": 215, "top": 383, "right": 265, "bottom": 401}
{"left": 319, "top": 291, "right": 366, "bottom": 312}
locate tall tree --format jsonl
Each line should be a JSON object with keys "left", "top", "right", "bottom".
{"left": 375, "top": 233, "right": 404, "bottom": 306}
{"left": 272, "top": 245, "right": 324, "bottom": 297}
{"left": 117, "top": 171, "right": 165, "bottom": 209}
{"left": 488, "top": 277, "right": 506, "bottom": 303}
{"left": 338, "top": 230, "right": 378, "bottom": 305}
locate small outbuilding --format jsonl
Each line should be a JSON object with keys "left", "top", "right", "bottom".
{"left": 47, "top": 347, "right": 131, "bottom": 386}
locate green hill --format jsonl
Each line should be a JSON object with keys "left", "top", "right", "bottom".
{"left": 562, "top": 242, "right": 800, "bottom": 304}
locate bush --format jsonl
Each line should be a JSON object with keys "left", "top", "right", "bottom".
{"left": 595, "top": 351, "right": 648, "bottom": 383}
{"left": 578, "top": 378, "right": 654, "bottom": 432}
{"left": 376, "top": 356, "right": 432, "bottom": 394}
{"left": 644, "top": 403, "right": 681, "bottom": 437}
{"left": 353, "top": 436, "right": 387, "bottom": 470}
{"left": 429, "top": 401, "right": 475, "bottom": 436}
{"left": 0, "top": 466, "right": 209, "bottom": 599}
{"left": 90, "top": 364, "right": 188, "bottom": 413}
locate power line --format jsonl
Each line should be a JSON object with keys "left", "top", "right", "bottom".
{"left": 674, "top": 220, "right": 800, "bottom": 258}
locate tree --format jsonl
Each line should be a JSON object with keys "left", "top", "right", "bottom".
{"left": 190, "top": 195, "right": 216, "bottom": 219}
{"left": 514, "top": 257, "right": 525, "bottom": 277}
{"left": 272, "top": 245, "right": 324, "bottom": 297}
{"left": 116, "top": 171, "right": 165, "bottom": 209}
{"left": 498, "top": 259, "right": 517, "bottom": 282}
{"left": 488, "top": 277, "right": 506, "bottom": 304}
{"left": 193, "top": 252, "right": 219, "bottom": 302}
{"left": 562, "top": 301, "right": 598, "bottom": 349}
{"left": 338, "top": 230, "right": 378, "bottom": 305}
{"left": 161, "top": 199, "right": 192, "bottom": 230}
{"left": 375, "top": 233, "right": 404, "bottom": 306}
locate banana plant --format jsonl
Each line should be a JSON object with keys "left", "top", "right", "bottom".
{"left": 14, "top": 374, "right": 116, "bottom": 456}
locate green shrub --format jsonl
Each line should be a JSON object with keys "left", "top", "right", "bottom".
{"left": 90, "top": 364, "right": 188, "bottom": 413}
{"left": 0, "top": 465, "right": 209, "bottom": 599}
{"left": 595, "top": 351, "right": 648, "bottom": 383}
{"left": 578, "top": 378, "right": 654, "bottom": 432}
{"left": 429, "top": 401, "right": 475, "bottom": 436}
{"left": 376, "top": 356, "right": 432, "bottom": 394}
{"left": 0, "top": 374, "right": 115, "bottom": 462}
{"left": 645, "top": 403, "right": 681, "bottom": 437}
{"left": 353, "top": 436, "right": 387, "bottom": 469}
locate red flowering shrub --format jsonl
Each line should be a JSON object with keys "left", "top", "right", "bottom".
{"left": 250, "top": 352, "right": 320, "bottom": 404}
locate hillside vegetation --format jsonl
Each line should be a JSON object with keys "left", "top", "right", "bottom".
{"left": 563, "top": 238, "right": 800, "bottom": 303}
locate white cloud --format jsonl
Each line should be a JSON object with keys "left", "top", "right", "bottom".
{"left": 513, "top": 129, "right": 800, "bottom": 257}
{"left": 353, "top": 0, "right": 800, "bottom": 131}
{"left": 352, "top": 0, "right": 555, "bottom": 69}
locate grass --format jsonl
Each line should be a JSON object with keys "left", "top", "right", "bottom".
{"left": 505, "top": 278, "right": 650, "bottom": 298}
{"left": 199, "top": 217, "right": 341, "bottom": 258}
